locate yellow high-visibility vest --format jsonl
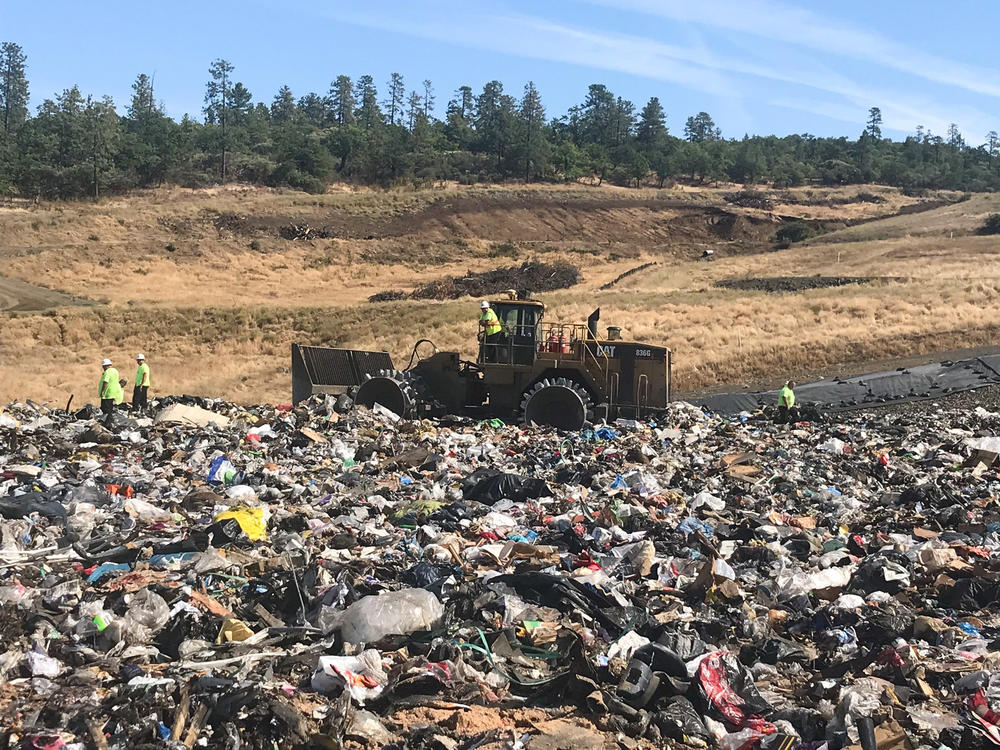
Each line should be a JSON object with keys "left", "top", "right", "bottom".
{"left": 99, "top": 368, "right": 124, "bottom": 404}
{"left": 779, "top": 385, "right": 795, "bottom": 407}
{"left": 480, "top": 309, "right": 501, "bottom": 336}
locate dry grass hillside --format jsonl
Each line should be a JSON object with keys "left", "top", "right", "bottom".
{"left": 0, "top": 181, "right": 996, "bottom": 407}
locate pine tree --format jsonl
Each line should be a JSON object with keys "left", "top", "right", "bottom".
{"left": 328, "top": 76, "right": 355, "bottom": 126}
{"left": 204, "top": 59, "right": 235, "bottom": 180}
{"left": 636, "top": 97, "right": 666, "bottom": 147}
{"left": 297, "top": 93, "right": 326, "bottom": 126}
{"left": 271, "top": 86, "right": 295, "bottom": 122}
{"left": 865, "top": 107, "right": 882, "bottom": 139}
{"left": 85, "top": 95, "right": 119, "bottom": 199}
{"left": 422, "top": 79, "right": 435, "bottom": 118}
{"left": 385, "top": 72, "right": 404, "bottom": 125}
{"left": 128, "top": 73, "right": 159, "bottom": 120}
{"left": 519, "top": 81, "right": 546, "bottom": 180}
{"left": 947, "top": 123, "right": 964, "bottom": 149}
{"left": 406, "top": 90, "right": 422, "bottom": 130}
{"left": 684, "top": 112, "right": 720, "bottom": 142}
{"left": 355, "top": 75, "right": 381, "bottom": 130}
{"left": 0, "top": 42, "right": 28, "bottom": 137}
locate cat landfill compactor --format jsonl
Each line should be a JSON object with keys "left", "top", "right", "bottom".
{"left": 291, "top": 297, "right": 671, "bottom": 430}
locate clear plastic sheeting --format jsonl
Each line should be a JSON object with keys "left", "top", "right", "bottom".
{"left": 696, "top": 354, "right": 1000, "bottom": 414}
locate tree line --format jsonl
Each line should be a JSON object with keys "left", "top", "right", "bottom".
{"left": 1, "top": 42, "right": 999, "bottom": 200}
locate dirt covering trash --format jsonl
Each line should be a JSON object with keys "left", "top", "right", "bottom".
{"left": 370, "top": 261, "right": 580, "bottom": 302}
{"left": 5, "top": 391, "right": 1000, "bottom": 748}
{"left": 715, "top": 276, "right": 891, "bottom": 293}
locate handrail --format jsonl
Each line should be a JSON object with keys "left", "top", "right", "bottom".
{"left": 581, "top": 325, "right": 609, "bottom": 379}
{"left": 637, "top": 374, "right": 649, "bottom": 419}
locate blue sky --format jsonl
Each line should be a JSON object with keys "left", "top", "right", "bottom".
{"left": 5, "top": 0, "right": 999, "bottom": 142}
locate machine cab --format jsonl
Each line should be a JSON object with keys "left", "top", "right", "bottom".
{"left": 479, "top": 299, "right": 545, "bottom": 366}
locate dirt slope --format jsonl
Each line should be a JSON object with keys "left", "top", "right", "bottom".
{"left": 0, "top": 278, "right": 91, "bottom": 312}
{"left": 0, "top": 182, "right": 989, "bottom": 406}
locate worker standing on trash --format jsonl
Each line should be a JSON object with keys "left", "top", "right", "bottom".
{"left": 98, "top": 358, "right": 124, "bottom": 422}
{"left": 777, "top": 380, "right": 798, "bottom": 423}
{"left": 479, "top": 301, "right": 502, "bottom": 362}
{"left": 133, "top": 354, "right": 150, "bottom": 413}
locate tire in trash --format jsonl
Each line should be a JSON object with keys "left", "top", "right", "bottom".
{"left": 520, "top": 378, "right": 591, "bottom": 430}
{"left": 356, "top": 370, "right": 417, "bottom": 418}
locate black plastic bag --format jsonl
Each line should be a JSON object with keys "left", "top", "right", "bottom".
{"left": 401, "top": 561, "right": 460, "bottom": 590}
{"left": 654, "top": 631, "right": 709, "bottom": 662}
{"left": 846, "top": 551, "right": 912, "bottom": 596}
{"left": 488, "top": 572, "right": 629, "bottom": 636}
{"left": 461, "top": 468, "right": 550, "bottom": 505}
{"left": 655, "top": 696, "right": 709, "bottom": 740}
{"left": 939, "top": 578, "right": 1000, "bottom": 611}
{"left": 0, "top": 492, "right": 67, "bottom": 523}
{"left": 853, "top": 604, "right": 914, "bottom": 644}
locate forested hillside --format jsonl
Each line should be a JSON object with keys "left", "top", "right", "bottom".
{"left": 1, "top": 41, "right": 999, "bottom": 199}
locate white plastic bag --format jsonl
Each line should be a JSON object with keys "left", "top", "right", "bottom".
{"left": 333, "top": 588, "right": 443, "bottom": 644}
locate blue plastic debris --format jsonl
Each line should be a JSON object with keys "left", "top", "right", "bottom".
{"left": 87, "top": 562, "right": 131, "bottom": 583}
{"left": 677, "top": 517, "right": 714, "bottom": 539}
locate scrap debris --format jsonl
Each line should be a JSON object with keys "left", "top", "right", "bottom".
{"left": 2, "top": 394, "right": 1000, "bottom": 748}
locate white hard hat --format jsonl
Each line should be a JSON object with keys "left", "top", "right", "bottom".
{"left": 136, "top": 354, "right": 146, "bottom": 361}
{"left": 101, "top": 358, "right": 112, "bottom": 366}
{"left": 480, "top": 301, "right": 490, "bottom": 309}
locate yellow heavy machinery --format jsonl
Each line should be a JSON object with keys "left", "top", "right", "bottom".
{"left": 292, "top": 296, "right": 671, "bottom": 430}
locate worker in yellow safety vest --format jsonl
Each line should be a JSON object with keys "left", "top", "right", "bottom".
{"left": 777, "top": 380, "right": 799, "bottom": 424}
{"left": 133, "top": 354, "right": 151, "bottom": 413}
{"left": 98, "top": 358, "right": 124, "bottom": 423}
{"left": 479, "top": 301, "right": 502, "bottom": 362}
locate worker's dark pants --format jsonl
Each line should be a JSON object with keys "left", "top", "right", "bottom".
{"left": 483, "top": 332, "right": 501, "bottom": 362}
{"left": 776, "top": 405, "right": 800, "bottom": 424}
{"left": 133, "top": 386, "right": 148, "bottom": 412}
{"left": 101, "top": 399, "right": 115, "bottom": 426}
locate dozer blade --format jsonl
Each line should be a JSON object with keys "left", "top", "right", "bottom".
{"left": 520, "top": 379, "right": 591, "bottom": 431}
{"left": 291, "top": 344, "right": 394, "bottom": 405}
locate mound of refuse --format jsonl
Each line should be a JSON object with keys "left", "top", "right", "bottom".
{"left": 369, "top": 261, "right": 580, "bottom": 303}
{"left": 716, "top": 276, "right": 885, "bottom": 293}
{"left": 2, "top": 393, "right": 1000, "bottom": 748}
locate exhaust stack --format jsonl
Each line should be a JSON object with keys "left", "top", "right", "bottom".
{"left": 587, "top": 308, "right": 600, "bottom": 338}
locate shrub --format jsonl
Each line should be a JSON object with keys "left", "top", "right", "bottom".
{"left": 978, "top": 214, "right": 1000, "bottom": 235}
{"left": 488, "top": 241, "right": 517, "bottom": 258}
{"left": 249, "top": 239, "right": 261, "bottom": 251}
{"left": 774, "top": 221, "right": 823, "bottom": 245}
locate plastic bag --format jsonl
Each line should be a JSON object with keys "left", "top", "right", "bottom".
{"left": 312, "top": 649, "right": 387, "bottom": 701}
{"left": 657, "top": 696, "right": 710, "bottom": 740}
{"left": 118, "top": 590, "right": 170, "bottom": 644}
{"left": 461, "top": 468, "right": 550, "bottom": 505}
{"left": 332, "top": 588, "right": 444, "bottom": 644}
{"left": 207, "top": 456, "right": 236, "bottom": 484}
{"left": 697, "top": 650, "right": 775, "bottom": 733}
{"left": 124, "top": 497, "right": 173, "bottom": 523}
{"left": 213, "top": 507, "right": 267, "bottom": 541}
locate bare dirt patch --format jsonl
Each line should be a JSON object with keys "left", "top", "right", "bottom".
{"left": 0, "top": 277, "right": 93, "bottom": 312}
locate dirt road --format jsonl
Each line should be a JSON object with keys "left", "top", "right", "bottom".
{"left": 0, "top": 276, "right": 91, "bottom": 312}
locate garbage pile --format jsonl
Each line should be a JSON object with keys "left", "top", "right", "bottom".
{"left": 370, "top": 261, "right": 580, "bottom": 303}
{"left": 5, "top": 394, "right": 1000, "bottom": 749}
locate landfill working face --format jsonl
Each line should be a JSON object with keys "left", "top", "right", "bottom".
{"left": 4, "top": 393, "right": 1000, "bottom": 749}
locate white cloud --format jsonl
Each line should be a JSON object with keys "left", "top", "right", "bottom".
{"left": 310, "top": 1, "right": 996, "bottom": 137}
{"left": 585, "top": 0, "right": 1000, "bottom": 99}
{"left": 316, "top": 5, "right": 739, "bottom": 97}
